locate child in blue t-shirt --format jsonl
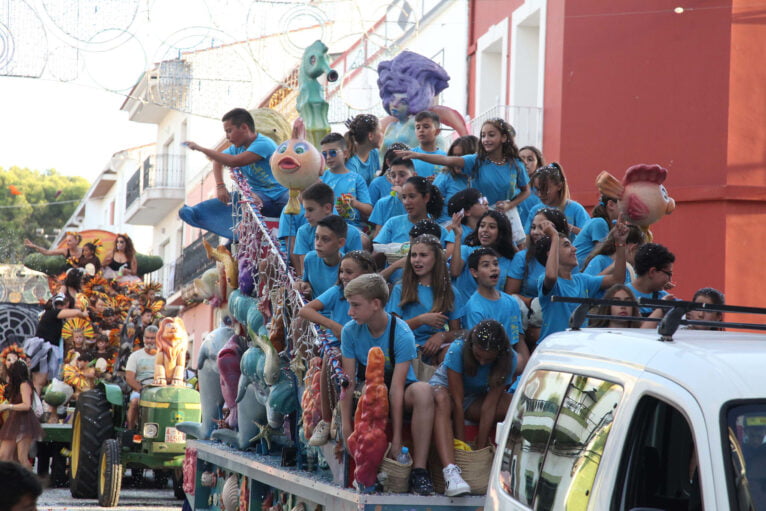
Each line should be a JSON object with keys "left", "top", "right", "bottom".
{"left": 429, "top": 320, "right": 517, "bottom": 496}
{"left": 298, "top": 251, "right": 377, "bottom": 447}
{"left": 378, "top": 219, "right": 442, "bottom": 285}
{"left": 449, "top": 210, "right": 517, "bottom": 304}
{"left": 582, "top": 224, "right": 646, "bottom": 297}
{"left": 507, "top": 208, "right": 569, "bottom": 347}
{"left": 387, "top": 235, "right": 461, "bottom": 362}
{"left": 410, "top": 111, "right": 446, "bottom": 179}
{"left": 340, "top": 274, "right": 436, "bottom": 495}
{"left": 292, "top": 182, "right": 363, "bottom": 275}
{"left": 294, "top": 215, "right": 347, "bottom": 300}
{"left": 374, "top": 177, "right": 455, "bottom": 250}
{"left": 344, "top": 114, "right": 381, "bottom": 185}
{"left": 433, "top": 136, "right": 477, "bottom": 213}
{"left": 457, "top": 247, "right": 529, "bottom": 374}
{"left": 367, "top": 143, "right": 409, "bottom": 203}
{"left": 445, "top": 188, "right": 488, "bottom": 244}
{"left": 574, "top": 195, "right": 618, "bottom": 269}
{"left": 369, "top": 158, "right": 412, "bottom": 238}
{"left": 625, "top": 242, "right": 676, "bottom": 316}
{"left": 536, "top": 217, "right": 629, "bottom": 343}
{"left": 319, "top": 133, "right": 372, "bottom": 228}
{"left": 524, "top": 163, "right": 590, "bottom": 237}
{"left": 397, "top": 118, "right": 530, "bottom": 212}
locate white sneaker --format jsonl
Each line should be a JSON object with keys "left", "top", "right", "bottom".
{"left": 443, "top": 464, "right": 471, "bottom": 497}
{"left": 308, "top": 420, "right": 330, "bottom": 446}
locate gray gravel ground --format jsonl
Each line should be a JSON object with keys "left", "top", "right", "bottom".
{"left": 37, "top": 487, "right": 183, "bottom": 510}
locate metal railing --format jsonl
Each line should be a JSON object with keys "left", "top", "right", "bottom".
{"left": 126, "top": 153, "right": 186, "bottom": 209}
{"left": 173, "top": 231, "right": 219, "bottom": 291}
{"left": 470, "top": 105, "right": 543, "bottom": 149}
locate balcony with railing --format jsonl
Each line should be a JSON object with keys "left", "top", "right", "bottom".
{"left": 469, "top": 105, "right": 543, "bottom": 150}
{"left": 148, "top": 231, "right": 218, "bottom": 301}
{"left": 125, "top": 153, "right": 186, "bottom": 225}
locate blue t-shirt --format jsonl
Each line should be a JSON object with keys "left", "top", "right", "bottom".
{"left": 583, "top": 254, "right": 632, "bottom": 298}
{"left": 508, "top": 249, "right": 545, "bottom": 298}
{"left": 387, "top": 283, "right": 459, "bottom": 347}
{"left": 278, "top": 204, "right": 307, "bottom": 239}
{"left": 451, "top": 245, "right": 513, "bottom": 304}
{"left": 626, "top": 283, "right": 669, "bottom": 316}
{"left": 374, "top": 214, "right": 455, "bottom": 245}
{"left": 225, "top": 135, "right": 286, "bottom": 200}
{"left": 517, "top": 191, "right": 542, "bottom": 229}
{"left": 524, "top": 200, "right": 590, "bottom": 237}
{"left": 346, "top": 149, "right": 380, "bottom": 185}
{"left": 458, "top": 291, "right": 523, "bottom": 345}
{"left": 462, "top": 155, "right": 529, "bottom": 206}
{"left": 341, "top": 314, "right": 418, "bottom": 384}
{"left": 294, "top": 222, "right": 364, "bottom": 256}
{"left": 575, "top": 217, "right": 610, "bottom": 269}
{"left": 369, "top": 194, "right": 406, "bottom": 227}
{"left": 321, "top": 170, "right": 371, "bottom": 225}
{"left": 441, "top": 338, "right": 516, "bottom": 395}
{"left": 538, "top": 273, "right": 604, "bottom": 343}
{"left": 302, "top": 251, "right": 340, "bottom": 299}
{"left": 412, "top": 147, "right": 446, "bottom": 179}
{"left": 368, "top": 175, "right": 392, "bottom": 203}
{"left": 433, "top": 171, "right": 469, "bottom": 218}
{"left": 314, "top": 285, "right": 350, "bottom": 325}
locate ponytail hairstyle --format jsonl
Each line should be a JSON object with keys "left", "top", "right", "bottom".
{"left": 590, "top": 194, "right": 618, "bottom": 225}
{"left": 523, "top": 208, "right": 569, "bottom": 285}
{"left": 446, "top": 135, "right": 479, "bottom": 179}
{"left": 337, "top": 250, "right": 377, "bottom": 287}
{"left": 344, "top": 114, "right": 380, "bottom": 157}
{"left": 477, "top": 118, "right": 519, "bottom": 164}
{"left": 465, "top": 210, "right": 516, "bottom": 260}
{"left": 381, "top": 142, "right": 411, "bottom": 178}
{"left": 582, "top": 224, "right": 645, "bottom": 271}
{"left": 532, "top": 162, "right": 570, "bottom": 209}
{"left": 404, "top": 176, "right": 443, "bottom": 218}
{"left": 400, "top": 234, "right": 453, "bottom": 313}
{"left": 462, "top": 320, "right": 514, "bottom": 388}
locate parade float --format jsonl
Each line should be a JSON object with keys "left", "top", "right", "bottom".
{"left": 175, "top": 44, "right": 484, "bottom": 511}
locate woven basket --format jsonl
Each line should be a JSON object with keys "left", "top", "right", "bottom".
{"left": 378, "top": 443, "right": 412, "bottom": 493}
{"left": 429, "top": 444, "right": 495, "bottom": 494}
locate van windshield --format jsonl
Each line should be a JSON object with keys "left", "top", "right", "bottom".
{"left": 724, "top": 402, "right": 766, "bottom": 510}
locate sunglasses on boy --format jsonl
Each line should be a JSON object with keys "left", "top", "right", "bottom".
{"left": 322, "top": 149, "right": 340, "bottom": 158}
{"left": 478, "top": 196, "right": 489, "bottom": 206}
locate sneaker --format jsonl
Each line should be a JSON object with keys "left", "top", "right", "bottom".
{"left": 442, "top": 464, "right": 471, "bottom": 497}
{"left": 308, "top": 420, "right": 330, "bottom": 446}
{"left": 409, "top": 468, "right": 434, "bottom": 495}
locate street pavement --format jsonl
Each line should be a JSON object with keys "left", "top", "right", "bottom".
{"left": 37, "top": 487, "right": 183, "bottom": 510}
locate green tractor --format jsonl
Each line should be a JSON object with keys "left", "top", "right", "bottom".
{"left": 69, "top": 381, "right": 200, "bottom": 506}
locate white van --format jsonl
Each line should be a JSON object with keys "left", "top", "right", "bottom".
{"left": 486, "top": 317, "right": 766, "bottom": 510}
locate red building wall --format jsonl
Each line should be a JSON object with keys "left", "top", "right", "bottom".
{"left": 469, "top": 0, "right": 766, "bottom": 305}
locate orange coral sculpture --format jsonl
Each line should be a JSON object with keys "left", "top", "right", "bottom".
{"left": 347, "top": 347, "right": 389, "bottom": 488}
{"left": 301, "top": 357, "right": 323, "bottom": 438}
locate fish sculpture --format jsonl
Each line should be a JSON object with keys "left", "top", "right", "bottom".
{"left": 270, "top": 118, "right": 324, "bottom": 214}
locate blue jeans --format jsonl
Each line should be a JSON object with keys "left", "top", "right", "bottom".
{"left": 178, "top": 189, "right": 288, "bottom": 240}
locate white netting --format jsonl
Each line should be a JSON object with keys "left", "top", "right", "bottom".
{"left": 231, "top": 167, "right": 348, "bottom": 387}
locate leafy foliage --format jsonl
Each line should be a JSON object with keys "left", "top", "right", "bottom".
{"left": 0, "top": 166, "right": 89, "bottom": 263}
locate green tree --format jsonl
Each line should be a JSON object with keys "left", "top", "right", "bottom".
{"left": 0, "top": 166, "right": 89, "bottom": 263}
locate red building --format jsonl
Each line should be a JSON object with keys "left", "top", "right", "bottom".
{"left": 468, "top": 0, "right": 766, "bottom": 308}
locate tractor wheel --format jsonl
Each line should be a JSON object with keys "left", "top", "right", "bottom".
{"left": 172, "top": 468, "right": 185, "bottom": 500}
{"left": 97, "top": 439, "right": 123, "bottom": 507}
{"left": 154, "top": 469, "right": 170, "bottom": 489}
{"left": 70, "top": 388, "right": 113, "bottom": 498}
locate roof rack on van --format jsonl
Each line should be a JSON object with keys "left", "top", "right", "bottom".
{"left": 551, "top": 296, "right": 766, "bottom": 341}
